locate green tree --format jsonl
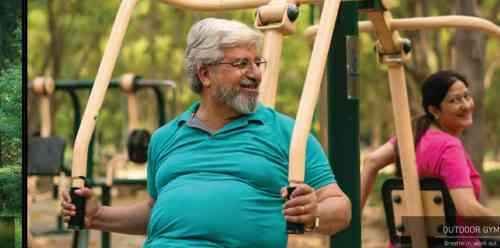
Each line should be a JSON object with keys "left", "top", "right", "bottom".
{"left": 0, "top": 20, "right": 21, "bottom": 165}
{"left": 0, "top": 1, "right": 21, "bottom": 70}
{"left": 0, "top": 62, "right": 22, "bottom": 165}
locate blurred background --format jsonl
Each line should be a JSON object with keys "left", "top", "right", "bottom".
{"left": 27, "top": 0, "right": 499, "bottom": 247}
{"left": 0, "top": 1, "right": 22, "bottom": 248}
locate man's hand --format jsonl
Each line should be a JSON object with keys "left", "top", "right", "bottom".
{"left": 281, "top": 184, "right": 318, "bottom": 227}
{"left": 61, "top": 187, "right": 101, "bottom": 229}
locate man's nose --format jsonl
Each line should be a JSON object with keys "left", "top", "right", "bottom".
{"left": 246, "top": 63, "right": 262, "bottom": 82}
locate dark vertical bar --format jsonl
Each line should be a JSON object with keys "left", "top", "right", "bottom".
{"left": 327, "top": 1, "right": 361, "bottom": 248}
{"left": 101, "top": 185, "right": 111, "bottom": 248}
{"left": 151, "top": 86, "right": 166, "bottom": 126}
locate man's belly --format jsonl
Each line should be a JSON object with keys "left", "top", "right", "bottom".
{"left": 146, "top": 175, "right": 287, "bottom": 248}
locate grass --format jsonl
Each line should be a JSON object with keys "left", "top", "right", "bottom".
{"left": 0, "top": 165, "right": 21, "bottom": 215}
{"left": 0, "top": 164, "right": 21, "bottom": 248}
{"left": 15, "top": 217, "right": 20, "bottom": 248}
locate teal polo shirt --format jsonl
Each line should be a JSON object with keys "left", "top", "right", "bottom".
{"left": 143, "top": 102, "right": 335, "bottom": 248}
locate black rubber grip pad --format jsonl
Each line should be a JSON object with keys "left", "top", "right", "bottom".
{"left": 286, "top": 186, "right": 304, "bottom": 234}
{"left": 68, "top": 187, "right": 86, "bottom": 230}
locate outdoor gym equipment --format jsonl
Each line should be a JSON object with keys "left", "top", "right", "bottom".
{"left": 382, "top": 178, "right": 457, "bottom": 246}
{"left": 364, "top": 6, "right": 428, "bottom": 248}
{"left": 120, "top": 73, "right": 151, "bottom": 164}
{"left": 28, "top": 76, "right": 68, "bottom": 245}
{"left": 101, "top": 74, "right": 174, "bottom": 248}
{"left": 287, "top": 0, "right": 341, "bottom": 234}
{"left": 304, "top": 15, "right": 500, "bottom": 40}
{"left": 32, "top": 77, "right": 175, "bottom": 247}
{"left": 306, "top": 2, "right": 500, "bottom": 247}
{"left": 28, "top": 77, "right": 66, "bottom": 176}
{"left": 67, "top": 0, "right": 341, "bottom": 241}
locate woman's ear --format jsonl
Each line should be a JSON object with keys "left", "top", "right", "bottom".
{"left": 428, "top": 105, "right": 440, "bottom": 120}
{"left": 196, "top": 65, "right": 211, "bottom": 88}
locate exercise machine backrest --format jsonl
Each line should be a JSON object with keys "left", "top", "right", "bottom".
{"left": 382, "top": 177, "right": 457, "bottom": 246}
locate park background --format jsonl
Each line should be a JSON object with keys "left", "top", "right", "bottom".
{"left": 27, "top": 0, "right": 499, "bottom": 247}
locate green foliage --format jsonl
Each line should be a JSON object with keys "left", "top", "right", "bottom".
{"left": 0, "top": 63, "right": 22, "bottom": 165}
{"left": 0, "top": 0, "right": 21, "bottom": 166}
{"left": 0, "top": 165, "right": 21, "bottom": 215}
{"left": 15, "top": 218, "right": 20, "bottom": 248}
{"left": 0, "top": 2, "right": 21, "bottom": 70}
{"left": 483, "top": 169, "right": 500, "bottom": 196}
{"left": 484, "top": 69, "right": 500, "bottom": 157}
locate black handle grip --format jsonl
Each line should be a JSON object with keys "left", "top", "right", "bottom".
{"left": 68, "top": 187, "right": 86, "bottom": 230}
{"left": 286, "top": 186, "right": 304, "bottom": 234}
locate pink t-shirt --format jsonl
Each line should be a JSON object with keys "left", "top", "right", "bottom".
{"left": 389, "top": 129, "right": 482, "bottom": 247}
{"left": 416, "top": 129, "right": 481, "bottom": 198}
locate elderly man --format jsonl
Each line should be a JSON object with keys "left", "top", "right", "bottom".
{"left": 62, "top": 18, "right": 351, "bottom": 247}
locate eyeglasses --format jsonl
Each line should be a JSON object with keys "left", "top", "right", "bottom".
{"left": 212, "top": 57, "right": 267, "bottom": 71}
{"left": 445, "top": 92, "right": 473, "bottom": 105}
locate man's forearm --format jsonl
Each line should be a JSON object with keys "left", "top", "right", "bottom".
{"left": 90, "top": 201, "right": 151, "bottom": 235}
{"left": 315, "top": 195, "right": 352, "bottom": 235}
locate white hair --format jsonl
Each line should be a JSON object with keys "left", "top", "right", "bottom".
{"left": 185, "top": 18, "right": 263, "bottom": 94}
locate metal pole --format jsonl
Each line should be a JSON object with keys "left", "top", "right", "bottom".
{"left": 327, "top": 1, "right": 360, "bottom": 247}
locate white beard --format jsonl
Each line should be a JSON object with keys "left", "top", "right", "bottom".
{"left": 213, "top": 79, "right": 258, "bottom": 114}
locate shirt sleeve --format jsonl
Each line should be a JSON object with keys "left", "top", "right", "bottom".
{"left": 304, "top": 134, "right": 336, "bottom": 189}
{"left": 146, "top": 134, "right": 158, "bottom": 200}
{"left": 438, "top": 141, "right": 473, "bottom": 189}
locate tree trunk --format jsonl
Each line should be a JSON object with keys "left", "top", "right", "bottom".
{"left": 405, "top": 0, "right": 431, "bottom": 115}
{"left": 47, "top": 0, "right": 64, "bottom": 79}
{"left": 452, "top": 0, "right": 488, "bottom": 201}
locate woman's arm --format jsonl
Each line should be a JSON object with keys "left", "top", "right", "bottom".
{"left": 449, "top": 188, "right": 499, "bottom": 238}
{"left": 450, "top": 188, "right": 498, "bottom": 219}
{"left": 360, "top": 142, "right": 397, "bottom": 209}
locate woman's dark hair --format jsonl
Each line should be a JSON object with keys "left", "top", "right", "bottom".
{"left": 394, "top": 70, "right": 469, "bottom": 176}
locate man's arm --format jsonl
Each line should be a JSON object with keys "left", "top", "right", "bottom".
{"left": 282, "top": 183, "right": 351, "bottom": 236}
{"left": 89, "top": 196, "right": 155, "bottom": 235}
{"left": 315, "top": 183, "right": 351, "bottom": 235}
{"left": 62, "top": 188, "right": 154, "bottom": 235}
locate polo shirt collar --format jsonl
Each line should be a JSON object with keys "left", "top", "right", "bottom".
{"left": 177, "top": 101, "right": 266, "bottom": 127}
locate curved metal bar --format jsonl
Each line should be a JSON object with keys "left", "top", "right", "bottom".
{"left": 65, "top": 89, "right": 82, "bottom": 139}
{"left": 359, "top": 15, "right": 500, "bottom": 38}
{"left": 365, "top": 10, "right": 428, "bottom": 248}
{"left": 72, "top": 0, "right": 138, "bottom": 187}
{"left": 288, "top": 0, "right": 341, "bottom": 184}
{"left": 131, "top": 85, "right": 167, "bottom": 128}
{"left": 53, "top": 79, "right": 175, "bottom": 90}
{"left": 304, "top": 15, "right": 500, "bottom": 40}
{"left": 158, "top": 0, "right": 320, "bottom": 11}
{"left": 150, "top": 86, "right": 166, "bottom": 126}
{"left": 137, "top": 79, "right": 176, "bottom": 88}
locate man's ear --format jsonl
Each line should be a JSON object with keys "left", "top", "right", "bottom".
{"left": 428, "top": 105, "right": 440, "bottom": 119}
{"left": 197, "top": 64, "right": 211, "bottom": 88}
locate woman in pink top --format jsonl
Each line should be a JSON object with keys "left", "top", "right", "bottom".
{"left": 360, "top": 70, "right": 498, "bottom": 247}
